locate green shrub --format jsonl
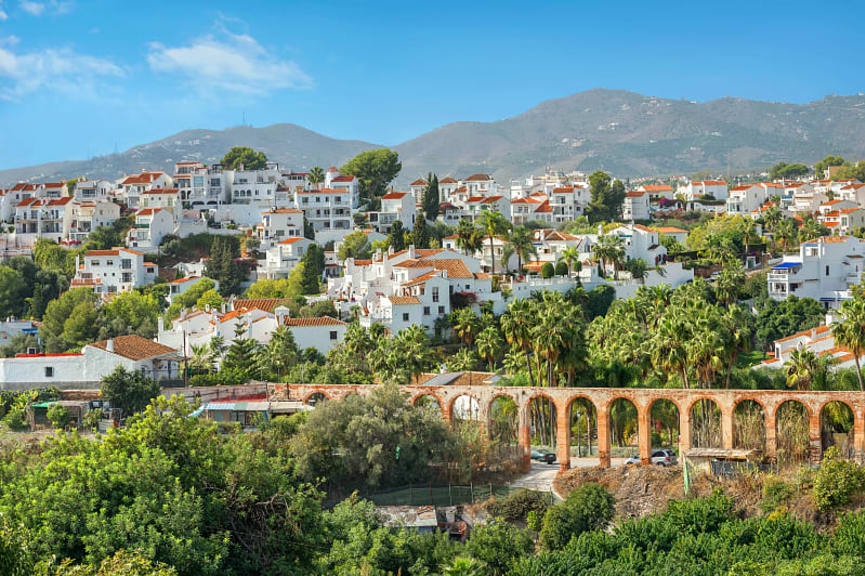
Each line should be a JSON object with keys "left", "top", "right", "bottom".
{"left": 46, "top": 403, "right": 71, "bottom": 430}
{"left": 485, "top": 489, "right": 549, "bottom": 523}
{"left": 761, "top": 475, "right": 793, "bottom": 512}
{"left": 832, "top": 511, "right": 865, "bottom": 556}
{"left": 540, "top": 482, "right": 615, "bottom": 550}
{"left": 814, "top": 448, "right": 862, "bottom": 511}
{"left": 555, "top": 261, "right": 569, "bottom": 276}
{"left": 540, "top": 262, "right": 555, "bottom": 278}
{"left": 82, "top": 409, "right": 101, "bottom": 432}
{"left": 2, "top": 404, "right": 28, "bottom": 431}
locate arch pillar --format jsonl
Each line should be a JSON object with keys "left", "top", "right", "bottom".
{"left": 678, "top": 404, "right": 691, "bottom": 457}
{"left": 518, "top": 402, "right": 531, "bottom": 466}
{"left": 721, "top": 404, "right": 734, "bottom": 450}
{"left": 638, "top": 404, "right": 651, "bottom": 465}
{"left": 854, "top": 407, "right": 865, "bottom": 463}
{"left": 557, "top": 402, "right": 571, "bottom": 471}
{"left": 441, "top": 398, "right": 452, "bottom": 423}
{"left": 765, "top": 409, "right": 777, "bottom": 462}
{"left": 809, "top": 411, "right": 822, "bottom": 464}
{"left": 597, "top": 403, "right": 611, "bottom": 468}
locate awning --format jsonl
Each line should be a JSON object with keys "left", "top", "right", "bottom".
{"left": 771, "top": 262, "right": 801, "bottom": 270}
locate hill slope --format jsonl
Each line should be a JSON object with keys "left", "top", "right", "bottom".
{"left": 4, "top": 89, "right": 865, "bottom": 186}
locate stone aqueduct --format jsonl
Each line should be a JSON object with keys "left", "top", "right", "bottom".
{"left": 270, "top": 383, "right": 865, "bottom": 471}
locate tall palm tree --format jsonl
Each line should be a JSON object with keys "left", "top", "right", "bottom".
{"left": 508, "top": 226, "right": 537, "bottom": 275}
{"left": 650, "top": 314, "right": 691, "bottom": 388}
{"left": 500, "top": 298, "right": 537, "bottom": 386}
{"left": 832, "top": 295, "right": 865, "bottom": 391}
{"left": 500, "top": 243, "right": 515, "bottom": 276}
{"left": 742, "top": 217, "right": 759, "bottom": 256}
{"left": 561, "top": 245, "right": 582, "bottom": 277}
{"left": 720, "top": 305, "right": 751, "bottom": 388}
{"left": 188, "top": 344, "right": 214, "bottom": 375}
{"left": 592, "top": 234, "right": 625, "bottom": 279}
{"left": 308, "top": 166, "right": 324, "bottom": 189}
{"left": 450, "top": 307, "right": 479, "bottom": 347}
{"left": 774, "top": 218, "right": 797, "bottom": 254}
{"left": 799, "top": 215, "right": 826, "bottom": 242}
{"left": 477, "top": 210, "right": 511, "bottom": 275}
{"left": 455, "top": 219, "right": 481, "bottom": 256}
{"left": 785, "top": 348, "right": 819, "bottom": 391}
{"left": 476, "top": 325, "right": 504, "bottom": 371}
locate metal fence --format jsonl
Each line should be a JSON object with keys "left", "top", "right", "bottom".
{"left": 325, "top": 482, "right": 556, "bottom": 508}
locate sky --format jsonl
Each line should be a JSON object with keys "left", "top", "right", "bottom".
{"left": 1, "top": 0, "right": 864, "bottom": 170}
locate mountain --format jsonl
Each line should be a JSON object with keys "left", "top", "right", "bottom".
{"left": 0, "top": 124, "right": 381, "bottom": 185}
{"left": 4, "top": 89, "right": 865, "bottom": 186}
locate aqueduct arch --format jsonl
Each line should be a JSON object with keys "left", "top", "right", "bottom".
{"left": 270, "top": 383, "right": 865, "bottom": 471}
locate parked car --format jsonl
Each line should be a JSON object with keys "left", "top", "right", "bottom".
{"left": 531, "top": 448, "right": 557, "bottom": 464}
{"left": 625, "top": 449, "right": 678, "bottom": 467}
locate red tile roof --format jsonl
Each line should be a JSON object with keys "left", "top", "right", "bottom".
{"left": 283, "top": 316, "right": 346, "bottom": 327}
{"left": 89, "top": 334, "right": 177, "bottom": 360}
{"left": 382, "top": 192, "right": 408, "bottom": 200}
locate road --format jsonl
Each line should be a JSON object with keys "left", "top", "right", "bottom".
{"left": 509, "top": 457, "right": 627, "bottom": 498}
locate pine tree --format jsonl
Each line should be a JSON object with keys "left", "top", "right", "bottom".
{"left": 389, "top": 220, "right": 405, "bottom": 251}
{"left": 223, "top": 337, "right": 261, "bottom": 379}
{"left": 412, "top": 212, "right": 429, "bottom": 248}
{"left": 300, "top": 244, "right": 324, "bottom": 295}
{"left": 423, "top": 173, "right": 440, "bottom": 220}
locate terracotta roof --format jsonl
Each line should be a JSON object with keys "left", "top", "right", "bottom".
{"left": 141, "top": 188, "right": 177, "bottom": 195}
{"left": 278, "top": 237, "right": 306, "bottom": 245}
{"left": 411, "top": 258, "right": 473, "bottom": 278}
{"left": 353, "top": 259, "right": 372, "bottom": 266}
{"left": 625, "top": 191, "right": 646, "bottom": 198}
{"left": 85, "top": 249, "right": 120, "bottom": 256}
{"left": 89, "top": 334, "right": 177, "bottom": 360}
{"left": 482, "top": 196, "right": 504, "bottom": 204}
{"left": 232, "top": 298, "right": 294, "bottom": 313}
{"left": 388, "top": 295, "right": 422, "bottom": 305}
{"left": 169, "top": 275, "right": 201, "bottom": 285}
{"left": 382, "top": 192, "right": 408, "bottom": 200}
{"left": 652, "top": 226, "right": 688, "bottom": 234}
{"left": 641, "top": 185, "right": 673, "bottom": 191}
{"left": 535, "top": 200, "right": 552, "bottom": 213}
{"left": 401, "top": 271, "right": 439, "bottom": 287}
{"left": 439, "top": 177, "right": 457, "bottom": 184}
{"left": 410, "top": 179, "right": 428, "bottom": 186}
{"left": 262, "top": 208, "right": 302, "bottom": 214}
{"left": 775, "top": 325, "right": 829, "bottom": 344}
{"left": 136, "top": 208, "right": 163, "bottom": 216}
{"left": 692, "top": 180, "right": 727, "bottom": 186}
{"left": 330, "top": 175, "right": 356, "bottom": 183}
{"left": 464, "top": 174, "right": 492, "bottom": 182}
{"left": 295, "top": 188, "right": 348, "bottom": 195}
{"left": 284, "top": 316, "right": 346, "bottom": 327}
{"left": 552, "top": 187, "right": 575, "bottom": 194}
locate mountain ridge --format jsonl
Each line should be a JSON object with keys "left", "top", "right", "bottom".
{"left": 4, "top": 89, "right": 865, "bottom": 187}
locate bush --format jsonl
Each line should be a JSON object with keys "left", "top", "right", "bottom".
{"left": 189, "top": 373, "right": 220, "bottom": 387}
{"left": 2, "top": 404, "right": 28, "bottom": 431}
{"left": 762, "top": 475, "right": 793, "bottom": 512}
{"left": 540, "top": 482, "right": 614, "bottom": 550}
{"left": 555, "top": 261, "right": 569, "bottom": 276}
{"left": 540, "top": 262, "right": 555, "bottom": 279}
{"left": 46, "top": 403, "right": 71, "bottom": 430}
{"left": 464, "top": 522, "right": 534, "bottom": 575}
{"left": 814, "top": 448, "right": 863, "bottom": 511}
{"left": 82, "top": 409, "right": 101, "bottom": 432}
{"left": 484, "top": 489, "right": 549, "bottom": 523}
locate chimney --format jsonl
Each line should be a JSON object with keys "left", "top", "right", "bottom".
{"left": 106, "top": 339, "right": 114, "bottom": 353}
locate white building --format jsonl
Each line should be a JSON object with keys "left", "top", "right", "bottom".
{"left": 607, "top": 224, "right": 667, "bottom": 266}
{"left": 294, "top": 188, "right": 353, "bottom": 240}
{"left": 409, "top": 178, "right": 428, "bottom": 204}
{"left": 167, "top": 275, "right": 215, "bottom": 305}
{"left": 71, "top": 248, "right": 159, "bottom": 294}
{"left": 258, "top": 236, "right": 314, "bottom": 280}
{"left": 324, "top": 167, "right": 360, "bottom": 208}
{"left": 231, "top": 163, "right": 284, "bottom": 206}
{"left": 257, "top": 208, "right": 305, "bottom": 249}
{"left": 369, "top": 191, "right": 416, "bottom": 233}
{"left": 69, "top": 200, "right": 121, "bottom": 244}
{"left": 622, "top": 191, "right": 650, "bottom": 221}
{"left": 727, "top": 184, "right": 769, "bottom": 216}
{"left": 118, "top": 172, "right": 173, "bottom": 210}
{"left": 0, "top": 334, "right": 180, "bottom": 391}
{"left": 13, "top": 196, "right": 73, "bottom": 243}
{"left": 767, "top": 236, "right": 865, "bottom": 309}
{"left": 758, "top": 320, "right": 865, "bottom": 371}
{"left": 680, "top": 180, "right": 728, "bottom": 201}
{"left": 126, "top": 208, "right": 175, "bottom": 251}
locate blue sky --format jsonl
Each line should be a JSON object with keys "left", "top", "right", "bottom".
{"left": 1, "top": 0, "right": 863, "bottom": 170}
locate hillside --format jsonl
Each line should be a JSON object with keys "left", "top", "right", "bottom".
{"left": 4, "top": 89, "right": 865, "bottom": 186}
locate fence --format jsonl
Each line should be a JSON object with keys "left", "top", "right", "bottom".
{"left": 324, "top": 482, "right": 556, "bottom": 508}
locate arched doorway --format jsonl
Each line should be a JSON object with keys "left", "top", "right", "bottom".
{"left": 775, "top": 400, "right": 809, "bottom": 467}
{"left": 609, "top": 398, "right": 639, "bottom": 460}
{"left": 650, "top": 399, "right": 679, "bottom": 450}
{"left": 733, "top": 400, "right": 766, "bottom": 452}
{"left": 528, "top": 395, "right": 558, "bottom": 452}
{"left": 568, "top": 396, "right": 598, "bottom": 461}
{"left": 304, "top": 392, "right": 329, "bottom": 407}
{"left": 690, "top": 398, "right": 721, "bottom": 448}
{"left": 821, "top": 401, "right": 855, "bottom": 458}
{"left": 413, "top": 394, "right": 444, "bottom": 419}
{"left": 450, "top": 394, "right": 481, "bottom": 422}
{"left": 488, "top": 395, "right": 519, "bottom": 445}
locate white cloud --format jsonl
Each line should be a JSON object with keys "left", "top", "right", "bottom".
{"left": 0, "top": 0, "right": 8, "bottom": 20}
{"left": 147, "top": 28, "right": 312, "bottom": 96}
{"left": 0, "top": 42, "right": 124, "bottom": 100}
{"left": 19, "top": 0, "right": 71, "bottom": 16}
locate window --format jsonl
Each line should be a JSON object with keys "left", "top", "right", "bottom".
{"left": 121, "top": 259, "right": 131, "bottom": 269}
{"left": 402, "top": 313, "right": 410, "bottom": 322}
{"left": 424, "top": 306, "right": 430, "bottom": 316}
{"left": 91, "top": 260, "right": 100, "bottom": 266}
{"left": 432, "top": 287, "right": 439, "bottom": 303}
{"left": 106, "top": 260, "right": 113, "bottom": 266}
{"left": 826, "top": 265, "right": 830, "bottom": 276}
{"left": 329, "top": 331, "right": 338, "bottom": 340}
{"left": 438, "top": 306, "right": 445, "bottom": 314}
{"left": 44, "top": 366, "right": 54, "bottom": 378}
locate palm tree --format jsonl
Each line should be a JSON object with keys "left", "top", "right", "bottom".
{"left": 508, "top": 226, "right": 537, "bottom": 275}
{"left": 500, "top": 243, "right": 515, "bottom": 276}
{"left": 650, "top": 314, "right": 691, "bottom": 388}
{"left": 592, "top": 234, "right": 625, "bottom": 279}
{"left": 455, "top": 219, "right": 481, "bottom": 256}
{"left": 500, "top": 298, "right": 537, "bottom": 386}
{"left": 450, "top": 307, "right": 479, "bottom": 347}
{"left": 714, "top": 259, "right": 746, "bottom": 307}
{"left": 308, "top": 166, "right": 324, "bottom": 189}
{"left": 561, "top": 245, "right": 582, "bottom": 277}
{"left": 477, "top": 210, "right": 511, "bottom": 275}
{"left": 774, "top": 218, "right": 797, "bottom": 254}
{"left": 188, "top": 344, "right": 214, "bottom": 375}
{"left": 785, "top": 348, "right": 819, "bottom": 391}
{"left": 262, "top": 325, "right": 298, "bottom": 380}
{"left": 443, "top": 556, "right": 483, "bottom": 576}
{"left": 400, "top": 324, "right": 435, "bottom": 384}
{"left": 208, "top": 335, "right": 227, "bottom": 364}
{"left": 799, "top": 215, "right": 825, "bottom": 242}
{"left": 720, "top": 305, "right": 751, "bottom": 388}
{"left": 742, "top": 217, "right": 759, "bottom": 257}
{"left": 476, "top": 325, "right": 504, "bottom": 371}
{"left": 832, "top": 295, "right": 865, "bottom": 391}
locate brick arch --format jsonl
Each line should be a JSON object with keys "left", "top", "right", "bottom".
{"left": 525, "top": 391, "right": 562, "bottom": 415}
{"left": 647, "top": 396, "right": 681, "bottom": 417}
{"left": 684, "top": 395, "right": 723, "bottom": 417}
{"left": 816, "top": 398, "right": 856, "bottom": 420}
{"left": 447, "top": 392, "right": 482, "bottom": 421}
{"left": 604, "top": 393, "right": 644, "bottom": 413}
{"left": 564, "top": 393, "right": 601, "bottom": 416}
{"left": 773, "top": 397, "right": 812, "bottom": 420}
{"left": 302, "top": 390, "right": 331, "bottom": 404}
{"left": 486, "top": 392, "right": 520, "bottom": 418}
{"left": 731, "top": 395, "right": 770, "bottom": 414}
{"left": 411, "top": 393, "right": 445, "bottom": 417}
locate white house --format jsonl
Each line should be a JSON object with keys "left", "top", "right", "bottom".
{"left": 727, "top": 184, "right": 769, "bottom": 216}
{"left": 294, "top": 188, "right": 353, "bottom": 240}
{"left": 258, "top": 236, "right": 313, "bottom": 279}
{"left": 127, "top": 208, "right": 175, "bottom": 250}
{"left": 71, "top": 248, "right": 158, "bottom": 294}
{"left": 0, "top": 334, "right": 181, "bottom": 391}
{"left": 622, "top": 191, "right": 650, "bottom": 221}
{"left": 231, "top": 162, "right": 283, "bottom": 206}
{"left": 370, "top": 191, "right": 416, "bottom": 233}
{"left": 638, "top": 184, "right": 674, "bottom": 201}
{"left": 13, "top": 196, "right": 73, "bottom": 243}
{"left": 409, "top": 178, "right": 428, "bottom": 204}
{"left": 680, "top": 180, "right": 728, "bottom": 201}
{"left": 607, "top": 224, "right": 667, "bottom": 266}
{"left": 68, "top": 200, "right": 121, "bottom": 244}
{"left": 324, "top": 167, "right": 360, "bottom": 208}
{"left": 767, "top": 236, "right": 865, "bottom": 309}
{"left": 118, "top": 172, "right": 173, "bottom": 210}
{"left": 257, "top": 208, "right": 304, "bottom": 249}
{"left": 758, "top": 321, "right": 865, "bottom": 371}
{"left": 276, "top": 310, "right": 347, "bottom": 355}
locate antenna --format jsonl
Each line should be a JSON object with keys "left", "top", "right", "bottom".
{"left": 242, "top": 111, "right": 247, "bottom": 126}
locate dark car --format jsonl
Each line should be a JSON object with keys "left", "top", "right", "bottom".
{"left": 531, "top": 448, "right": 557, "bottom": 464}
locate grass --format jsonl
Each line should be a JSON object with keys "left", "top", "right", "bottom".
{"left": 736, "top": 350, "right": 767, "bottom": 368}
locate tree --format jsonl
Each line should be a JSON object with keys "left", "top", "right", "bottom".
{"left": 585, "top": 171, "right": 626, "bottom": 223}
{"left": 509, "top": 226, "right": 537, "bottom": 275}
{"left": 46, "top": 403, "right": 72, "bottom": 430}
{"left": 99, "top": 366, "right": 160, "bottom": 417}
{"left": 769, "top": 162, "right": 810, "bottom": 180}
{"left": 592, "top": 234, "right": 625, "bottom": 279}
{"left": 337, "top": 230, "right": 372, "bottom": 261}
{"left": 455, "top": 219, "right": 482, "bottom": 256}
{"left": 450, "top": 307, "right": 479, "bottom": 347}
{"left": 40, "top": 287, "right": 100, "bottom": 352}
{"left": 540, "top": 482, "right": 615, "bottom": 550}
{"left": 815, "top": 154, "right": 846, "bottom": 176}
{"left": 412, "top": 211, "right": 430, "bottom": 248}
{"left": 259, "top": 325, "right": 298, "bottom": 380}
{"left": 540, "top": 262, "right": 554, "bottom": 278}
{"left": 300, "top": 244, "right": 325, "bottom": 294}
{"left": 785, "top": 348, "right": 821, "bottom": 391}
{"left": 221, "top": 146, "right": 267, "bottom": 170}
{"left": 423, "top": 173, "right": 440, "bottom": 219}
{"left": 388, "top": 220, "right": 406, "bottom": 251}
{"left": 340, "top": 149, "right": 402, "bottom": 203}
{"left": 308, "top": 166, "right": 325, "bottom": 188}
{"left": 477, "top": 210, "right": 510, "bottom": 274}
{"left": 832, "top": 295, "right": 865, "bottom": 391}
{"left": 222, "top": 336, "right": 261, "bottom": 381}
{"left": 195, "top": 289, "right": 224, "bottom": 312}
{"left": 0, "top": 266, "right": 28, "bottom": 318}
{"left": 476, "top": 325, "right": 503, "bottom": 370}
{"left": 205, "top": 236, "right": 242, "bottom": 296}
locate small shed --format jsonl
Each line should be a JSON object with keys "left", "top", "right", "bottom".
{"left": 29, "top": 400, "right": 90, "bottom": 430}
{"left": 684, "top": 448, "right": 760, "bottom": 476}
